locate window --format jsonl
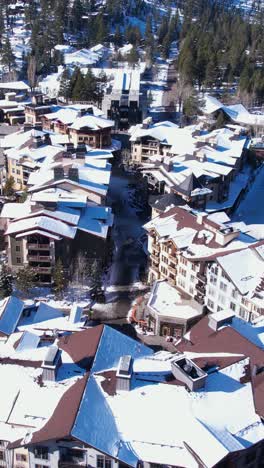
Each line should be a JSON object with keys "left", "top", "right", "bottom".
{"left": 231, "top": 289, "right": 238, "bottom": 299}
{"left": 15, "top": 246, "right": 20, "bottom": 252}
{"left": 160, "top": 266, "right": 167, "bottom": 275}
{"left": 12, "top": 168, "right": 15, "bottom": 174}
{"left": 0, "top": 451, "right": 5, "bottom": 461}
{"left": 207, "top": 299, "right": 214, "bottom": 310}
{"left": 220, "top": 282, "right": 227, "bottom": 292}
{"left": 16, "top": 257, "right": 21, "bottom": 264}
{"left": 217, "top": 306, "right": 223, "bottom": 312}
{"left": 189, "top": 286, "right": 194, "bottom": 295}
{"left": 242, "top": 297, "right": 249, "bottom": 307}
{"left": 16, "top": 169, "right": 21, "bottom": 175}
{"left": 16, "top": 454, "right": 27, "bottom": 462}
{"left": 211, "top": 265, "right": 218, "bottom": 275}
{"left": 222, "top": 271, "right": 229, "bottom": 280}
{"left": 190, "top": 275, "right": 195, "bottom": 283}
{"left": 210, "top": 275, "right": 217, "bottom": 285}
{"left": 35, "top": 465, "right": 48, "bottom": 468}
{"left": 34, "top": 447, "right": 49, "bottom": 460}
{"left": 181, "top": 257, "right": 188, "bottom": 266}
{"left": 97, "top": 455, "right": 112, "bottom": 468}
{"left": 179, "top": 267, "right": 186, "bottom": 277}
{"left": 239, "top": 308, "right": 247, "bottom": 319}
{"left": 191, "top": 263, "right": 196, "bottom": 272}
{"left": 230, "top": 302, "right": 236, "bottom": 311}
{"left": 178, "top": 278, "right": 186, "bottom": 289}
{"left": 161, "top": 255, "right": 168, "bottom": 264}
{"left": 218, "top": 294, "right": 226, "bottom": 305}
{"left": 208, "top": 287, "right": 216, "bottom": 297}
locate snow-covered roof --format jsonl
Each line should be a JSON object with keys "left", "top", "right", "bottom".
{"left": 202, "top": 94, "right": 264, "bottom": 127}
{"left": 148, "top": 280, "right": 202, "bottom": 320}
{"left": 1, "top": 129, "right": 44, "bottom": 149}
{"left": 217, "top": 248, "right": 264, "bottom": 295}
{"left": 6, "top": 215, "right": 77, "bottom": 239}
{"left": 6, "top": 143, "right": 64, "bottom": 162}
{"left": 0, "top": 81, "right": 30, "bottom": 91}
{"left": 1, "top": 202, "right": 32, "bottom": 219}
{"left": 144, "top": 206, "right": 257, "bottom": 261}
{"left": 70, "top": 114, "right": 114, "bottom": 131}
{"left": 0, "top": 296, "right": 24, "bottom": 336}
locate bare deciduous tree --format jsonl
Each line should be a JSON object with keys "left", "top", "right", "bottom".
{"left": 27, "top": 55, "right": 37, "bottom": 91}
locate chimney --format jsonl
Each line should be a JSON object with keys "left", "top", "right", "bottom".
{"left": 171, "top": 356, "right": 207, "bottom": 391}
{"left": 142, "top": 117, "right": 152, "bottom": 129}
{"left": 116, "top": 355, "right": 133, "bottom": 392}
{"left": 53, "top": 166, "right": 64, "bottom": 181}
{"left": 5, "top": 92, "right": 16, "bottom": 102}
{"left": 68, "top": 167, "right": 79, "bottom": 183}
{"left": 69, "top": 304, "right": 83, "bottom": 324}
{"left": 208, "top": 310, "right": 235, "bottom": 332}
{"left": 31, "top": 135, "right": 42, "bottom": 149}
{"left": 196, "top": 212, "right": 207, "bottom": 225}
{"left": 24, "top": 123, "right": 33, "bottom": 132}
{"left": 41, "top": 345, "right": 61, "bottom": 382}
{"left": 42, "top": 133, "right": 51, "bottom": 145}
{"left": 32, "top": 94, "right": 43, "bottom": 106}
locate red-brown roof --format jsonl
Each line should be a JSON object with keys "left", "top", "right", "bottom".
{"left": 177, "top": 317, "right": 264, "bottom": 417}
{"left": 58, "top": 325, "right": 104, "bottom": 369}
{"left": 9, "top": 373, "right": 89, "bottom": 449}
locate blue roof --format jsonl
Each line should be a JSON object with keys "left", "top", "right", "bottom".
{"left": 91, "top": 325, "right": 153, "bottom": 374}
{"left": 0, "top": 296, "right": 24, "bottom": 335}
{"left": 33, "top": 303, "right": 64, "bottom": 324}
{"left": 71, "top": 326, "right": 153, "bottom": 466}
{"left": 71, "top": 375, "right": 139, "bottom": 466}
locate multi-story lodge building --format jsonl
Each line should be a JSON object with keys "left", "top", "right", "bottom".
{"left": 102, "top": 69, "right": 143, "bottom": 130}
{"left": 1, "top": 125, "right": 114, "bottom": 283}
{"left": 41, "top": 106, "right": 114, "bottom": 149}
{"left": 129, "top": 119, "right": 249, "bottom": 210}
{"left": 144, "top": 206, "right": 264, "bottom": 323}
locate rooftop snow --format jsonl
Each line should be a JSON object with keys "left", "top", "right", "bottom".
{"left": 148, "top": 280, "right": 202, "bottom": 320}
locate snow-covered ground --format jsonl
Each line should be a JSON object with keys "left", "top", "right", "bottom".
{"left": 106, "top": 169, "right": 149, "bottom": 294}
{"left": 232, "top": 164, "right": 264, "bottom": 225}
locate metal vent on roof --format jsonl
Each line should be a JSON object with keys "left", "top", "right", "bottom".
{"left": 116, "top": 355, "right": 133, "bottom": 392}
{"left": 43, "top": 345, "right": 59, "bottom": 367}
{"left": 118, "top": 355, "right": 132, "bottom": 376}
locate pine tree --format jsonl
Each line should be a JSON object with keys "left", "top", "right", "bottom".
{"left": 70, "top": 0, "right": 84, "bottom": 34}
{"left": 59, "top": 68, "right": 72, "bottom": 101}
{"left": 27, "top": 55, "right": 37, "bottom": 91}
{"left": 126, "top": 47, "right": 139, "bottom": 65}
{"left": 1, "top": 36, "right": 15, "bottom": 72}
{"left": 16, "top": 266, "right": 36, "bottom": 295}
{"left": 72, "top": 71, "right": 86, "bottom": 101}
{"left": 53, "top": 259, "right": 65, "bottom": 298}
{"left": 113, "top": 25, "right": 123, "bottom": 47}
{"left": 0, "top": 264, "right": 13, "bottom": 298}
{"left": 3, "top": 176, "right": 15, "bottom": 196}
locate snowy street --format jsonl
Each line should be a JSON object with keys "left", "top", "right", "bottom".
{"left": 105, "top": 168, "right": 149, "bottom": 301}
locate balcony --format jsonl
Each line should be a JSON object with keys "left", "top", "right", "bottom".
{"left": 168, "top": 265, "right": 176, "bottom": 274}
{"left": 197, "top": 272, "right": 206, "bottom": 283}
{"left": 27, "top": 243, "right": 50, "bottom": 250}
{"left": 196, "top": 283, "right": 205, "bottom": 294}
{"left": 150, "top": 264, "right": 159, "bottom": 274}
{"left": 59, "top": 460, "right": 86, "bottom": 467}
{"left": 152, "top": 244, "right": 160, "bottom": 254}
{"left": 28, "top": 255, "right": 51, "bottom": 262}
{"left": 150, "top": 254, "right": 159, "bottom": 264}
{"left": 34, "top": 266, "right": 52, "bottom": 274}
{"left": 194, "top": 295, "right": 204, "bottom": 305}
